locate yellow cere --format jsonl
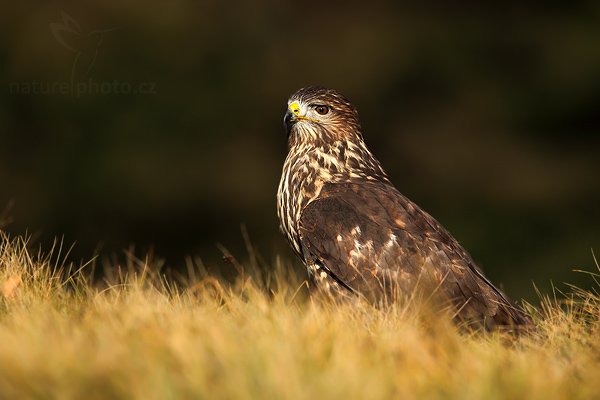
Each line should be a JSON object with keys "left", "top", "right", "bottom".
{"left": 288, "top": 101, "right": 300, "bottom": 116}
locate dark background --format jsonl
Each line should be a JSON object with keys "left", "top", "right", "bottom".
{"left": 1, "top": 1, "right": 599, "bottom": 302}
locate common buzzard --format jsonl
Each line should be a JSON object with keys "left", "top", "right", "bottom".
{"left": 277, "top": 86, "right": 532, "bottom": 330}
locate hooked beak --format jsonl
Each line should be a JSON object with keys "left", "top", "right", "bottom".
{"left": 283, "top": 101, "right": 317, "bottom": 134}
{"left": 284, "top": 109, "right": 295, "bottom": 132}
{"left": 284, "top": 101, "right": 301, "bottom": 133}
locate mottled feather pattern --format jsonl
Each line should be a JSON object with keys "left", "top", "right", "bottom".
{"left": 277, "top": 86, "right": 532, "bottom": 330}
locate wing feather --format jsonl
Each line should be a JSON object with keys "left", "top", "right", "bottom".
{"left": 298, "top": 181, "right": 531, "bottom": 328}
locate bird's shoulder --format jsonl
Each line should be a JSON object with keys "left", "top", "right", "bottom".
{"left": 296, "top": 180, "right": 464, "bottom": 284}
{"left": 299, "top": 180, "right": 455, "bottom": 246}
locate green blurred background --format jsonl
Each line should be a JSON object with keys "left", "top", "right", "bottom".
{"left": 1, "top": 1, "right": 599, "bottom": 302}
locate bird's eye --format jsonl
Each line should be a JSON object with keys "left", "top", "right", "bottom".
{"left": 314, "top": 105, "right": 330, "bottom": 115}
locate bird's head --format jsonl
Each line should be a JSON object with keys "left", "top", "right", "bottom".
{"left": 284, "top": 86, "right": 363, "bottom": 147}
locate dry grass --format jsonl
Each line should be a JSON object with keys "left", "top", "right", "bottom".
{"left": 0, "top": 230, "right": 598, "bottom": 400}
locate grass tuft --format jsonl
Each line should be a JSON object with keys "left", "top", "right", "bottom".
{"left": 0, "top": 230, "right": 598, "bottom": 399}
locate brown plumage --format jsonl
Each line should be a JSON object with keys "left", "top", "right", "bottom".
{"left": 277, "top": 86, "right": 533, "bottom": 331}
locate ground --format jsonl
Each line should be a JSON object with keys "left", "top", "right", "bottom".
{"left": 0, "top": 231, "right": 598, "bottom": 400}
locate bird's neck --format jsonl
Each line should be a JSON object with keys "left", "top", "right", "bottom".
{"left": 290, "top": 139, "right": 390, "bottom": 184}
{"left": 276, "top": 138, "right": 390, "bottom": 256}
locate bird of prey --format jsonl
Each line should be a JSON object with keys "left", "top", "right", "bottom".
{"left": 277, "top": 86, "right": 532, "bottom": 330}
